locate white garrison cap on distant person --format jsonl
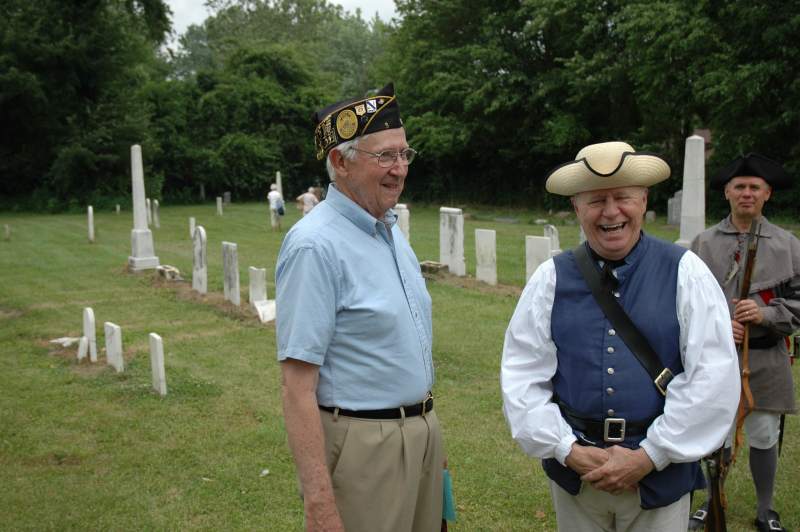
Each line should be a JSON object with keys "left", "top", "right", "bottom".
{"left": 545, "top": 141, "right": 671, "bottom": 196}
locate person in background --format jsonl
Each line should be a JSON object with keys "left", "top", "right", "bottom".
{"left": 689, "top": 153, "right": 798, "bottom": 532}
{"left": 502, "top": 141, "right": 740, "bottom": 531}
{"left": 267, "top": 183, "right": 284, "bottom": 231}
{"left": 296, "top": 186, "right": 319, "bottom": 216}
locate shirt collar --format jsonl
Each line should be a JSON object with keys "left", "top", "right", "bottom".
{"left": 719, "top": 214, "right": 774, "bottom": 237}
{"left": 325, "top": 183, "right": 397, "bottom": 236}
{"left": 587, "top": 231, "right": 647, "bottom": 269}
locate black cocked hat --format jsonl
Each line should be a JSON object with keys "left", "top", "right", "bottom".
{"left": 710, "top": 153, "right": 791, "bottom": 190}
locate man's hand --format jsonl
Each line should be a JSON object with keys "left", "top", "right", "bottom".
{"left": 580, "top": 446, "right": 654, "bottom": 494}
{"left": 732, "top": 298, "right": 763, "bottom": 325}
{"left": 731, "top": 319, "right": 745, "bottom": 344}
{"left": 565, "top": 443, "right": 610, "bottom": 475}
{"left": 304, "top": 499, "right": 345, "bottom": 532}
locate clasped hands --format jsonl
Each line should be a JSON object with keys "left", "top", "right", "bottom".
{"left": 731, "top": 298, "right": 763, "bottom": 344}
{"left": 565, "top": 443, "right": 654, "bottom": 496}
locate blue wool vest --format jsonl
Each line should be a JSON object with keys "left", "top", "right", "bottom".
{"left": 542, "top": 234, "right": 703, "bottom": 509}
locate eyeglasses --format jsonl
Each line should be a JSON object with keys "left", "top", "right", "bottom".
{"left": 349, "top": 147, "right": 417, "bottom": 168}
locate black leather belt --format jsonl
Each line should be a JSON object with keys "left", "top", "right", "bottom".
{"left": 749, "top": 335, "right": 781, "bottom": 349}
{"left": 320, "top": 396, "right": 433, "bottom": 420}
{"left": 557, "top": 399, "right": 655, "bottom": 443}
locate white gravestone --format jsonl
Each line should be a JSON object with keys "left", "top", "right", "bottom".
{"left": 128, "top": 145, "right": 159, "bottom": 271}
{"left": 222, "top": 241, "right": 240, "bottom": 306}
{"left": 115, "top": 204, "right": 120, "bottom": 215}
{"left": 149, "top": 333, "right": 167, "bottom": 396}
{"left": 395, "top": 203, "right": 410, "bottom": 242}
{"left": 667, "top": 190, "right": 682, "bottom": 226}
{"left": 276, "top": 171, "right": 283, "bottom": 196}
{"left": 249, "top": 266, "right": 276, "bottom": 323}
{"left": 543, "top": 224, "right": 561, "bottom": 256}
{"left": 579, "top": 226, "right": 587, "bottom": 244}
{"left": 146, "top": 198, "right": 152, "bottom": 226}
{"left": 223, "top": 191, "right": 231, "bottom": 205}
{"left": 216, "top": 197, "right": 223, "bottom": 216}
{"left": 87, "top": 206, "right": 95, "bottom": 243}
{"left": 676, "top": 135, "right": 706, "bottom": 248}
{"left": 192, "top": 226, "right": 207, "bottom": 294}
{"left": 104, "top": 322, "right": 124, "bottom": 373}
{"left": 83, "top": 307, "right": 97, "bottom": 363}
{"left": 77, "top": 336, "right": 88, "bottom": 361}
{"left": 526, "top": 236, "right": 552, "bottom": 282}
{"left": 4, "top": 224, "right": 10, "bottom": 241}
{"left": 475, "top": 229, "right": 497, "bottom": 286}
{"left": 152, "top": 199, "right": 160, "bottom": 229}
{"left": 439, "top": 207, "right": 466, "bottom": 276}
{"left": 189, "top": 217, "right": 196, "bottom": 239}
{"left": 645, "top": 210, "right": 656, "bottom": 223}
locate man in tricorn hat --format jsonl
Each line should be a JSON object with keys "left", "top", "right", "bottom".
{"left": 276, "top": 83, "right": 444, "bottom": 531}
{"left": 689, "top": 153, "right": 798, "bottom": 532}
{"left": 501, "top": 141, "right": 740, "bottom": 530}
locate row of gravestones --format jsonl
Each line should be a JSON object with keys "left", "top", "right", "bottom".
{"left": 71, "top": 307, "right": 168, "bottom": 396}
{"left": 190, "top": 221, "right": 276, "bottom": 323}
{"left": 438, "top": 207, "right": 562, "bottom": 285}
{"left": 85, "top": 198, "right": 161, "bottom": 244}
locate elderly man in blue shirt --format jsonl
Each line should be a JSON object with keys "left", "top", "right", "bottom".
{"left": 276, "top": 83, "right": 443, "bottom": 532}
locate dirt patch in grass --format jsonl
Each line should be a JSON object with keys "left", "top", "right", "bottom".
{"left": 0, "top": 307, "right": 23, "bottom": 320}
{"left": 150, "top": 275, "right": 269, "bottom": 325}
{"left": 424, "top": 271, "right": 523, "bottom": 298}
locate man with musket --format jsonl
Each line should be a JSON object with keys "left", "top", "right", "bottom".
{"left": 502, "top": 141, "right": 740, "bottom": 531}
{"left": 689, "top": 153, "right": 799, "bottom": 532}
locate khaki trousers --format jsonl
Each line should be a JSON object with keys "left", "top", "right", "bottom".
{"left": 550, "top": 480, "right": 690, "bottom": 532}
{"left": 319, "top": 408, "right": 444, "bottom": 532}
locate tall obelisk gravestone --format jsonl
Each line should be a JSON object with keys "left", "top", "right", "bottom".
{"left": 675, "top": 135, "right": 706, "bottom": 248}
{"left": 128, "top": 145, "right": 159, "bottom": 271}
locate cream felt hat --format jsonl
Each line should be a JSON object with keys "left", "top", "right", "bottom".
{"left": 545, "top": 141, "right": 671, "bottom": 196}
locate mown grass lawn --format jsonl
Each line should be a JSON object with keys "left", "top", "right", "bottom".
{"left": 1, "top": 200, "right": 797, "bottom": 530}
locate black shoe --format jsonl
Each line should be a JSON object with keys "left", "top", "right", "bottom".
{"left": 754, "top": 510, "right": 787, "bottom": 532}
{"left": 688, "top": 503, "right": 708, "bottom": 531}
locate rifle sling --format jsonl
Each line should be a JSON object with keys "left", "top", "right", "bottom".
{"left": 574, "top": 243, "right": 673, "bottom": 396}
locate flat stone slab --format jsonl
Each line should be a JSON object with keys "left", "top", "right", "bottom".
{"left": 420, "top": 261, "right": 449, "bottom": 274}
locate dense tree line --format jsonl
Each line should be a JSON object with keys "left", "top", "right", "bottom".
{"left": 1, "top": 0, "right": 798, "bottom": 215}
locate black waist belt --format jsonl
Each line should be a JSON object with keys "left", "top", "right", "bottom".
{"left": 749, "top": 335, "right": 781, "bottom": 349}
{"left": 557, "top": 398, "right": 655, "bottom": 443}
{"left": 319, "top": 396, "right": 433, "bottom": 420}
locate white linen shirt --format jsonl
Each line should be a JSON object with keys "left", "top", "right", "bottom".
{"left": 501, "top": 251, "right": 740, "bottom": 471}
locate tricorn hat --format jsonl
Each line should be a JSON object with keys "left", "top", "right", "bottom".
{"left": 545, "top": 141, "right": 671, "bottom": 196}
{"left": 313, "top": 82, "right": 403, "bottom": 160}
{"left": 710, "top": 152, "right": 791, "bottom": 190}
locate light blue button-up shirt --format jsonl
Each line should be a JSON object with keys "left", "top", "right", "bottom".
{"left": 276, "top": 183, "right": 434, "bottom": 410}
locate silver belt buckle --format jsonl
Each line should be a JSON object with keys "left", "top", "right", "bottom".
{"left": 603, "top": 418, "right": 626, "bottom": 443}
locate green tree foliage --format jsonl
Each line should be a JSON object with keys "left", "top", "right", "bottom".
{"left": 143, "top": 45, "right": 321, "bottom": 200}
{"left": 2, "top": 0, "right": 798, "bottom": 213}
{"left": 0, "top": 0, "right": 171, "bottom": 209}
{"left": 390, "top": 0, "right": 800, "bottom": 211}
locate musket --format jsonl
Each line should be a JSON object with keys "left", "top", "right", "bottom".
{"left": 704, "top": 218, "right": 761, "bottom": 532}
{"left": 732, "top": 218, "right": 761, "bottom": 461}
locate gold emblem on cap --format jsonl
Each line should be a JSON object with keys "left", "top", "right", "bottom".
{"left": 336, "top": 109, "right": 358, "bottom": 139}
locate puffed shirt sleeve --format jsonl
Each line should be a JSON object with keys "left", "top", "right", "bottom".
{"left": 501, "top": 260, "right": 577, "bottom": 465}
{"left": 638, "top": 251, "right": 740, "bottom": 470}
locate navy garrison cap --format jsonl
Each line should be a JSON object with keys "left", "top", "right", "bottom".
{"left": 313, "top": 83, "right": 403, "bottom": 160}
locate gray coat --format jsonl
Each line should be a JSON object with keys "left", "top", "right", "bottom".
{"left": 691, "top": 216, "right": 799, "bottom": 414}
